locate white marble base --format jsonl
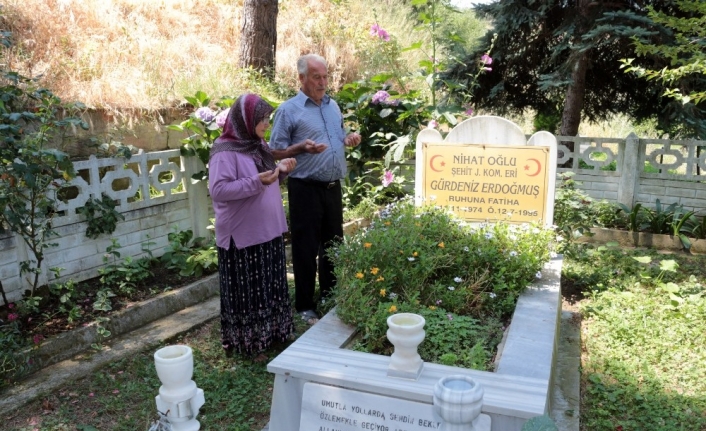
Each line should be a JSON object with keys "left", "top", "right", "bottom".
{"left": 267, "top": 256, "right": 563, "bottom": 431}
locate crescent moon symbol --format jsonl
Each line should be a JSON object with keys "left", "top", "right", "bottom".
{"left": 430, "top": 155, "right": 445, "bottom": 172}
{"left": 525, "top": 158, "right": 542, "bottom": 177}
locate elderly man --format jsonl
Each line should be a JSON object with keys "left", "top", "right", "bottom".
{"left": 269, "top": 53, "right": 361, "bottom": 325}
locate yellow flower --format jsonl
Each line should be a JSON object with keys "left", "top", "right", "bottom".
{"left": 413, "top": 251, "right": 418, "bottom": 257}
{"left": 376, "top": 276, "right": 385, "bottom": 282}
{"left": 355, "top": 272, "right": 364, "bottom": 279}
{"left": 370, "top": 267, "right": 379, "bottom": 275}
{"left": 380, "top": 289, "right": 386, "bottom": 297}
{"left": 438, "top": 242, "right": 445, "bottom": 248}
{"left": 384, "top": 221, "right": 391, "bottom": 226}
{"left": 429, "top": 305, "right": 437, "bottom": 310}
{"left": 389, "top": 305, "right": 397, "bottom": 313}
{"left": 364, "top": 242, "right": 372, "bottom": 248}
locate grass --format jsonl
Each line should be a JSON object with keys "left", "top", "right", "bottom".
{"left": 4, "top": 288, "right": 311, "bottom": 431}
{"left": 4, "top": 243, "right": 705, "bottom": 430}
{"left": 563, "top": 244, "right": 706, "bottom": 430}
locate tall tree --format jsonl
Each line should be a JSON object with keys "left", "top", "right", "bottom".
{"left": 443, "top": 0, "right": 690, "bottom": 141}
{"left": 621, "top": 0, "right": 706, "bottom": 139}
{"left": 238, "top": 0, "right": 278, "bottom": 79}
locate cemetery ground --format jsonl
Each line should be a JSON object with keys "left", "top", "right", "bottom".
{"left": 2, "top": 244, "right": 706, "bottom": 431}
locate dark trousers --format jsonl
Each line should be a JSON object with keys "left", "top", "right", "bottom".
{"left": 287, "top": 177, "right": 343, "bottom": 312}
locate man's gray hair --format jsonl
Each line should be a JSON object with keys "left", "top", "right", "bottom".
{"left": 297, "top": 54, "right": 327, "bottom": 75}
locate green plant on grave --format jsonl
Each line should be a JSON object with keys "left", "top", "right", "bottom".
{"left": 617, "top": 202, "right": 644, "bottom": 232}
{"left": 76, "top": 194, "right": 125, "bottom": 239}
{"left": 0, "top": 311, "right": 34, "bottom": 389}
{"left": 683, "top": 213, "right": 706, "bottom": 239}
{"left": 328, "top": 198, "right": 555, "bottom": 370}
{"left": 591, "top": 200, "right": 627, "bottom": 230}
{"left": 642, "top": 199, "right": 680, "bottom": 235}
{"left": 90, "top": 316, "right": 112, "bottom": 351}
{"left": 160, "top": 228, "right": 203, "bottom": 271}
{"left": 160, "top": 228, "right": 216, "bottom": 277}
{"left": 0, "top": 69, "right": 88, "bottom": 298}
{"left": 183, "top": 243, "right": 218, "bottom": 277}
{"left": 341, "top": 160, "right": 409, "bottom": 221}
{"left": 98, "top": 239, "right": 153, "bottom": 296}
{"left": 522, "top": 415, "right": 558, "bottom": 431}
{"left": 552, "top": 172, "right": 595, "bottom": 246}
{"left": 46, "top": 267, "right": 82, "bottom": 323}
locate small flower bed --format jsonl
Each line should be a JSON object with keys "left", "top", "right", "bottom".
{"left": 329, "top": 198, "right": 557, "bottom": 370}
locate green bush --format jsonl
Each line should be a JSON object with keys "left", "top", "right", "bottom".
{"left": 328, "top": 198, "right": 556, "bottom": 369}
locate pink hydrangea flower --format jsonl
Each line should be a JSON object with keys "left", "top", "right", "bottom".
{"left": 194, "top": 107, "right": 215, "bottom": 122}
{"left": 381, "top": 170, "right": 394, "bottom": 187}
{"left": 428, "top": 120, "right": 438, "bottom": 129}
{"left": 7, "top": 313, "right": 18, "bottom": 322}
{"left": 215, "top": 108, "right": 230, "bottom": 128}
{"left": 371, "top": 90, "right": 390, "bottom": 105}
{"left": 33, "top": 334, "right": 43, "bottom": 345}
{"left": 465, "top": 107, "right": 474, "bottom": 116}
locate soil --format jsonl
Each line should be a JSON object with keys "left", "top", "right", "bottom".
{"left": 0, "top": 261, "right": 216, "bottom": 341}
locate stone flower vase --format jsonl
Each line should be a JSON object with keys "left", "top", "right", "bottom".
{"left": 433, "top": 375, "right": 490, "bottom": 431}
{"left": 386, "top": 312, "right": 426, "bottom": 379}
{"left": 154, "top": 345, "right": 205, "bottom": 431}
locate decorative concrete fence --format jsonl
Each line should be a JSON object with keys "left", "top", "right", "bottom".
{"left": 0, "top": 149, "right": 211, "bottom": 303}
{"left": 555, "top": 134, "right": 706, "bottom": 213}
{"left": 394, "top": 134, "right": 706, "bottom": 214}
{"left": 1, "top": 133, "right": 704, "bottom": 303}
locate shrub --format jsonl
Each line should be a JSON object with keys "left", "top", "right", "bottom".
{"left": 328, "top": 198, "right": 556, "bottom": 369}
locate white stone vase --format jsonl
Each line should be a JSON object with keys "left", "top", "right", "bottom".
{"left": 154, "top": 345, "right": 205, "bottom": 431}
{"left": 433, "top": 375, "right": 490, "bottom": 431}
{"left": 386, "top": 312, "right": 425, "bottom": 379}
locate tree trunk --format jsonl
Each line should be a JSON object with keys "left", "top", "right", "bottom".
{"left": 559, "top": 53, "right": 589, "bottom": 139}
{"left": 238, "top": 0, "right": 278, "bottom": 79}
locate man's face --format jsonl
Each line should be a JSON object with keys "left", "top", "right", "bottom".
{"left": 299, "top": 59, "right": 328, "bottom": 104}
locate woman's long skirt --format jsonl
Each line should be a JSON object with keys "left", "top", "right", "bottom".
{"left": 217, "top": 236, "right": 294, "bottom": 355}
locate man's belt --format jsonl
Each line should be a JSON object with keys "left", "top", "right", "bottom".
{"left": 294, "top": 178, "right": 339, "bottom": 189}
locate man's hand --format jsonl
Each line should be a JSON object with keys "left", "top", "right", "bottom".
{"left": 301, "top": 139, "right": 328, "bottom": 154}
{"left": 258, "top": 169, "right": 279, "bottom": 185}
{"left": 344, "top": 132, "right": 362, "bottom": 147}
{"left": 277, "top": 158, "right": 297, "bottom": 173}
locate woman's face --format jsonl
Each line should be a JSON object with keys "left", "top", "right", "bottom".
{"left": 255, "top": 117, "right": 269, "bottom": 139}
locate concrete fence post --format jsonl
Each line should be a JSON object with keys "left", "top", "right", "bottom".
{"left": 182, "top": 156, "right": 212, "bottom": 242}
{"left": 617, "top": 133, "right": 641, "bottom": 208}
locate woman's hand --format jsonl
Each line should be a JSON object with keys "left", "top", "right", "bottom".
{"left": 277, "top": 158, "right": 297, "bottom": 174}
{"left": 258, "top": 169, "right": 279, "bottom": 185}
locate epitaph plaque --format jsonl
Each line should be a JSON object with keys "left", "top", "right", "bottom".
{"left": 422, "top": 143, "right": 551, "bottom": 224}
{"left": 300, "top": 382, "right": 442, "bottom": 431}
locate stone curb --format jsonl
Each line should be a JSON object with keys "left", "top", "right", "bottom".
{"left": 1, "top": 275, "right": 221, "bottom": 417}
{"left": 29, "top": 273, "right": 219, "bottom": 371}
{"left": 579, "top": 227, "right": 706, "bottom": 254}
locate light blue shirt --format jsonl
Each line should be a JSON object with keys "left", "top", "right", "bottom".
{"left": 269, "top": 91, "right": 347, "bottom": 182}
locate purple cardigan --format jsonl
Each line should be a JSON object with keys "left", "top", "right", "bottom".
{"left": 208, "top": 150, "right": 288, "bottom": 250}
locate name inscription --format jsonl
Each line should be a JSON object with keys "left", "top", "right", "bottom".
{"left": 300, "top": 383, "right": 441, "bottom": 431}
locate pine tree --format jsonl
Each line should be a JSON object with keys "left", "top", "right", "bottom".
{"left": 443, "top": 0, "right": 701, "bottom": 140}
{"left": 621, "top": 0, "right": 706, "bottom": 139}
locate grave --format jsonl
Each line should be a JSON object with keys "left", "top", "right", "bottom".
{"left": 267, "top": 116, "right": 561, "bottom": 431}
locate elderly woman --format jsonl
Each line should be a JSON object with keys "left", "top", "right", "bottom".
{"left": 208, "top": 93, "right": 296, "bottom": 356}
